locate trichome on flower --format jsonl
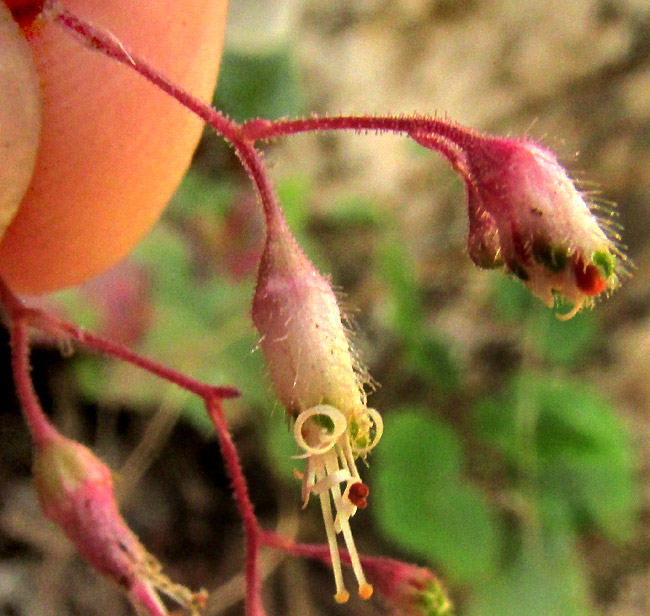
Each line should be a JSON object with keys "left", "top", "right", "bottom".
{"left": 252, "top": 193, "right": 381, "bottom": 603}
{"left": 413, "top": 129, "right": 626, "bottom": 319}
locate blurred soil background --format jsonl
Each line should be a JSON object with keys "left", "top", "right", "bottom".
{"left": 3, "top": 0, "right": 650, "bottom": 615}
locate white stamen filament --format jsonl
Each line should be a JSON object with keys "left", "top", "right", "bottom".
{"left": 293, "top": 405, "right": 347, "bottom": 456}
{"left": 315, "top": 456, "right": 349, "bottom": 603}
{"left": 556, "top": 297, "right": 585, "bottom": 321}
{"left": 311, "top": 469, "right": 352, "bottom": 495}
{"left": 293, "top": 404, "right": 382, "bottom": 601}
{"left": 322, "top": 454, "right": 369, "bottom": 595}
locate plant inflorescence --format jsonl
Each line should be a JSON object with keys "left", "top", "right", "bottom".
{"left": 0, "top": 2, "right": 630, "bottom": 616}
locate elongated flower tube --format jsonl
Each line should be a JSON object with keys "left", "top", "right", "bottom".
{"left": 34, "top": 430, "right": 205, "bottom": 616}
{"left": 413, "top": 130, "right": 625, "bottom": 319}
{"left": 252, "top": 200, "right": 381, "bottom": 603}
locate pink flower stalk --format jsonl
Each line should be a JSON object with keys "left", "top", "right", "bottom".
{"left": 362, "top": 557, "right": 453, "bottom": 616}
{"left": 33, "top": 430, "right": 205, "bottom": 616}
{"left": 252, "top": 203, "right": 381, "bottom": 603}
{"left": 414, "top": 131, "right": 624, "bottom": 319}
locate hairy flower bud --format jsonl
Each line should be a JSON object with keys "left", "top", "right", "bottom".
{"left": 252, "top": 206, "right": 381, "bottom": 602}
{"left": 413, "top": 127, "right": 625, "bottom": 319}
{"left": 461, "top": 136, "right": 623, "bottom": 318}
{"left": 33, "top": 431, "right": 204, "bottom": 616}
{"left": 362, "top": 557, "right": 453, "bottom": 616}
{"left": 252, "top": 215, "right": 364, "bottom": 418}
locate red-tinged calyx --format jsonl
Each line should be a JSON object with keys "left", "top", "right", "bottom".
{"left": 415, "top": 127, "right": 625, "bottom": 318}
{"left": 252, "top": 213, "right": 365, "bottom": 418}
{"left": 33, "top": 432, "right": 204, "bottom": 616}
{"left": 462, "top": 137, "right": 624, "bottom": 317}
{"left": 362, "top": 557, "right": 453, "bottom": 616}
{"left": 252, "top": 202, "right": 382, "bottom": 602}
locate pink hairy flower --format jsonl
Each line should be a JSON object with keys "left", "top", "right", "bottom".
{"left": 414, "top": 130, "right": 624, "bottom": 319}
{"left": 33, "top": 431, "right": 205, "bottom": 616}
{"left": 252, "top": 202, "right": 381, "bottom": 603}
{"left": 362, "top": 556, "right": 453, "bottom": 616}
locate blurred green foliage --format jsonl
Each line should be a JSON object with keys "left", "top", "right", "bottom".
{"left": 379, "top": 237, "right": 460, "bottom": 394}
{"left": 214, "top": 48, "right": 303, "bottom": 122}
{"left": 372, "top": 268, "right": 638, "bottom": 615}
{"left": 375, "top": 410, "right": 498, "bottom": 583}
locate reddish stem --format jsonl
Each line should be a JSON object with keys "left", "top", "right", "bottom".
{"left": 0, "top": 277, "right": 55, "bottom": 446}
{"left": 8, "top": 318, "right": 57, "bottom": 448}
{"left": 205, "top": 398, "right": 264, "bottom": 616}
{"left": 1, "top": 273, "right": 238, "bottom": 430}
{"left": 260, "top": 529, "right": 396, "bottom": 575}
{"left": 30, "top": 307, "right": 239, "bottom": 400}
{"left": 242, "top": 114, "right": 479, "bottom": 152}
{"left": 44, "top": 0, "right": 240, "bottom": 143}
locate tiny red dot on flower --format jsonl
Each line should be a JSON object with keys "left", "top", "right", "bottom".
{"left": 574, "top": 258, "right": 607, "bottom": 296}
{"left": 348, "top": 482, "right": 370, "bottom": 509}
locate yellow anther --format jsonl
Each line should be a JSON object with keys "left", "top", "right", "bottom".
{"left": 334, "top": 590, "right": 350, "bottom": 604}
{"left": 359, "top": 583, "right": 374, "bottom": 600}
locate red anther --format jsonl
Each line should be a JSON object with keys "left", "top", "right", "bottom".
{"left": 574, "top": 258, "right": 606, "bottom": 296}
{"left": 348, "top": 482, "right": 370, "bottom": 509}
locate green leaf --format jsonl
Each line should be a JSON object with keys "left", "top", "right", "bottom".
{"left": 379, "top": 240, "right": 461, "bottom": 393}
{"left": 264, "top": 410, "right": 299, "bottom": 482}
{"left": 276, "top": 175, "right": 311, "bottom": 233}
{"left": 491, "top": 275, "right": 536, "bottom": 322}
{"left": 379, "top": 241, "right": 424, "bottom": 337}
{"left": 373, "top": 410, "right": 498, "bottom": 583}
{"left": 325, "top": 195, "right": 383, "bottom": 228}
{"left": 532, "top": 309, "right": 597, "bottom": 366}
{"left": 535, "top": 381, "right": 638, "bottom": 541}
{"left": 468, "top": 531, "right": 591, "bottom": 616}
{"left": 405, "top": 334, "right": 460, "bottom": 394}
{"left": 472, "top": 375, "right": 638, "bottom": 542}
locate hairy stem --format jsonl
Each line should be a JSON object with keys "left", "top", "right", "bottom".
{"left": 242, "top": 114, "right": 478, "bottom": 151}
{"left": 43, "top": 0, "right": 239, "bottom": 141}
{"left": 206, "top": 398, "right": 265, "bottom": 616}
{"left": 9, "top": 319, "right": 57, "bottom": 447}
{"left": 1, "top": 272, "right": 239, "bottom": 436}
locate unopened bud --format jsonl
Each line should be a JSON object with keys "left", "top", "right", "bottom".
{"left": 33, "top": 432, "right": 203, "bottom": 616}
{"left": 362, "top": 557, "right": 453, "bottom": 616}
{"left": 461, "top": 136, "right": 624, "bottom": 318}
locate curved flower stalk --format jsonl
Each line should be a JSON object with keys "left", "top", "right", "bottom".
{"left": 252, "top": 194, "right": 381, "bottom": 603}
{"left": 245, "top": 115, "right": 627, "bottom": 319}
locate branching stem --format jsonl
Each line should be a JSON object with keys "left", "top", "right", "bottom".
{"left": 0, "top": 4, "right": 465, "bottom": 614}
